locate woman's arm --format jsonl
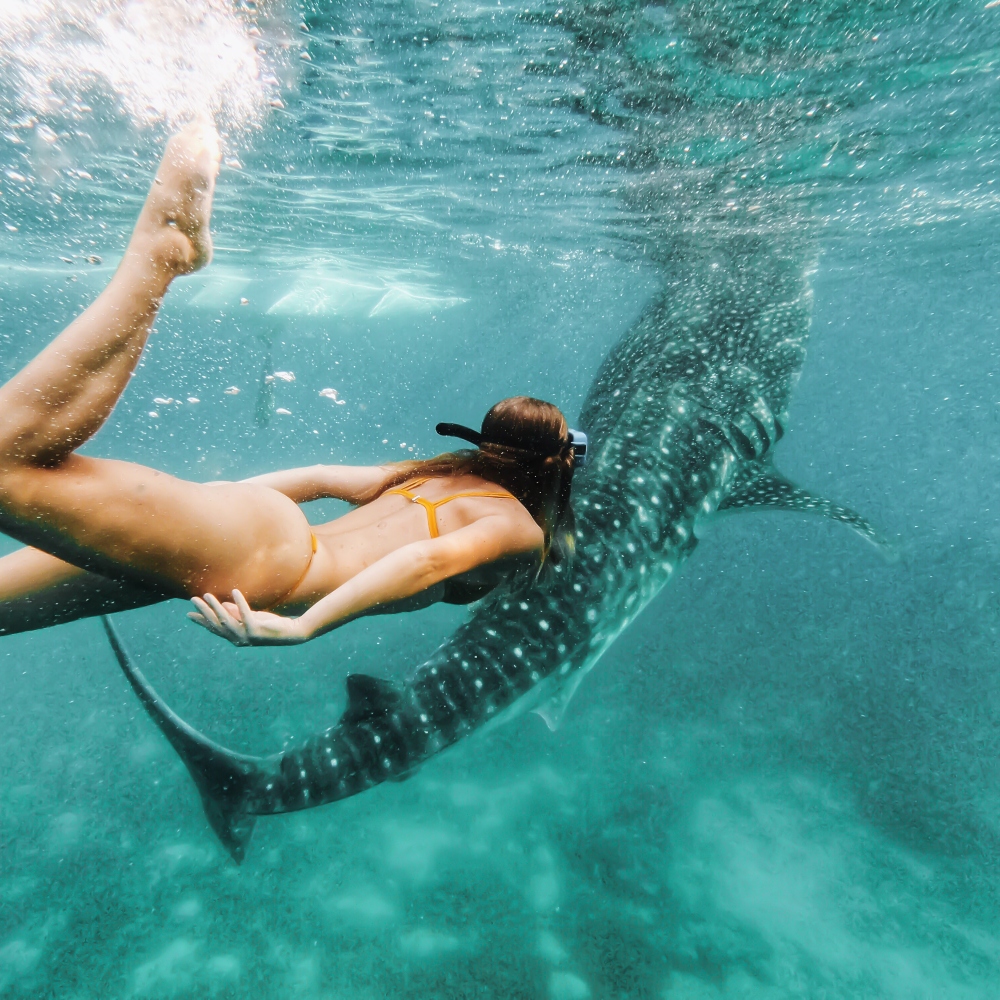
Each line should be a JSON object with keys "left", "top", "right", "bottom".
{"left": 299, "top": 514, "right": 540, "bottom": 637}
{"left": 188, "top": 514, "right": 543, "bottom": 645}
{"left": 241, "top": 464, "right": 393, "bottom": 505}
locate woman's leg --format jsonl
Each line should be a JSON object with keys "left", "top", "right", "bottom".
{"left": 0, "top": 125, "right": 315, "bottom": 615}
{"left": 0, "top": 123, "right": 217, "bottom": 469}
{"left": 0, "top": 547, "right": 165, "bottom": 635}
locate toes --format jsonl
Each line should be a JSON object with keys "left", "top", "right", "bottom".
{"left": 153, "top": 124, "right": 220, "bottom": 271}
{"left": 134, "top": 121, "right": 222, "bottom": 275}
{"left": 167, "top": 120, "right": 220, "bottom": 169}
{"left": 182, "top": 123, "right": 221, "bottom": 191}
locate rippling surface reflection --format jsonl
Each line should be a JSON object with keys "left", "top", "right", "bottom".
{"left": 0, "top": 0, "right": 999, "bottom": 997}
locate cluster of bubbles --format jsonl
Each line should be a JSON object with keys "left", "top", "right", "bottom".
{"left": 0, "top": 0, "right": 289, "bottom": 130}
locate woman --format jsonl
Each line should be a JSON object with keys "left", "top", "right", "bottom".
{"left": 0, "top": 124, "right": 581, "bottom": 644}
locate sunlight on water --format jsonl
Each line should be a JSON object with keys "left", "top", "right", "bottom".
{"left": 0, "top": 0, "right": 999, "bottom": 996}
{"left": 0, "top": 0, "right": 288, "bottom": 130}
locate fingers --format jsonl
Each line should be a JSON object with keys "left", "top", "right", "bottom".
{"left": 188, "top": 600, "right": 227, "bottom": 639}
{"left": 190, "top": 595, "right": 221, "bottom": 628}
{"left": 204, "top": 592, "right": 242, "bottom": 631}
{"left": 188, "top": 593, "right": 249, "bottom": 646}
{"left": 231, "top": 590, "right": 256, "bottom": 635}
{"left": 187, "top": 590, "right": 304, "bottom": 647}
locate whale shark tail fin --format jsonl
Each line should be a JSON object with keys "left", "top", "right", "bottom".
{"left": 102, "top": 616, "right": 261, "bottom": 863}
{"left": 719, "top": 461, "right": 896, "bottom": 559}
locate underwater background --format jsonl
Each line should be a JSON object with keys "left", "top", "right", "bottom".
{"left": 1, "top": 0, "right": 1000, "bottom": 996}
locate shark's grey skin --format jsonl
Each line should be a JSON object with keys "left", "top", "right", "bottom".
{"left": 105, "top": 242, "right": 885, "bottom": 863}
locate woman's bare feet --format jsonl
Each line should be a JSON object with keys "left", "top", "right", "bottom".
{"left": 128, "top": 121, "right": 221, "bottom": 277}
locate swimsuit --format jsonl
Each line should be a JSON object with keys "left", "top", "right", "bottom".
{"left": 273, "top": 480, "right": 516, "bottom": 609}
{"left": 384, "top": 477, "right": 517, "bottom": 538}
{"left": 268, "top": 531, "right": 317, "bottom": 609}
{"left": 386, "top": 477, "right": 521, "bottom": 604}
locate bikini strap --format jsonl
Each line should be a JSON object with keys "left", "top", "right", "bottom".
{"left": 441, "top": 490, "right": 516, "bottom": 501}
{"left": 389, "top": 494, "right": 442, "bottom": 537}
{"left": 384, "top": 477, "right": 431, "bottom": 499}
{"left": 385, "top": 481, "right": 518, "bottom": 538}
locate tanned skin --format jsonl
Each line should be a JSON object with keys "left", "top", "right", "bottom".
{"left": 0, "top": 124, "right": 543, "bottom": 645}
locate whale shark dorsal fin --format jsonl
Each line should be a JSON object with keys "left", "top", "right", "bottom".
{"left": 719, "top": 462, "right": 895, "bottom": 558}
{"left": 532, "top": 671, "right": 587, "bottom": 732}
{"left": 101, "top": 616, "right": 261, "bottom": 864}
{"left": 343, "top": 673, "right": 403, "bottom": 723}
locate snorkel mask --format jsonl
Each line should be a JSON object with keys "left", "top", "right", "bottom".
{"left": 436, "top": 422, "right": 588, "bottom": 468}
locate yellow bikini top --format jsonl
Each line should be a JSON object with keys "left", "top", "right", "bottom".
{"left": 385, "top": 477, "right": 517, "bottom": 538}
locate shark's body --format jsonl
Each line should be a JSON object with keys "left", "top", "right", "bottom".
{"left": 106, "top": 248, "right": 885, "bottom": 863}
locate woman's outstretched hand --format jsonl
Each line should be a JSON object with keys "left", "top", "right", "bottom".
{"left": 187, "top": 590, "right": 310, "bottom": 646}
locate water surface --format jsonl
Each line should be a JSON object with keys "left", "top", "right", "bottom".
{"left": 1, "top": 0, "right": 999, "bottom": 996}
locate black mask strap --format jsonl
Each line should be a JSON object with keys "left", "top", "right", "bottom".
{"left": 437, "top": 421, "right": 575, "bottom": 463}
{"left": 435, "top": 422, "right": 483, "bottom": 447}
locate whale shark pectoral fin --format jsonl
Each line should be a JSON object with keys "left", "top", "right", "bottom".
{"left": 342, "top": 673, "right": 404, "bottom": 723}
{"left": 101, "top": 616, "right": 261, "bottom": 864}
{"left": 719, "top": 464, "right": 895, "bottom": 559}
{"left": 532, "top": 671, "right": 587, "bottom": 733}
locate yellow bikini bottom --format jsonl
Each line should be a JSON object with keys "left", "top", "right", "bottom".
{"left": 267, "top": 531, "right": 317, "bottom": 609}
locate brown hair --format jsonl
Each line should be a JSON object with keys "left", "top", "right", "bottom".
{"left": 360, "top": 397, "right": 577, "bottom": 566}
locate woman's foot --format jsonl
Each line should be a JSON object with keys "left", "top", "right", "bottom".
{"left": 129, "top": 121, "right": 221, "bottom": 277}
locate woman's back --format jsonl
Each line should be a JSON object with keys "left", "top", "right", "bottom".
{"left": 276, "top": 474, "right": 541, "bottom": 613}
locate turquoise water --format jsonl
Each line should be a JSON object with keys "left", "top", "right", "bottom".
{"left": 2, "top": 0, "right": 1000, "bottom": 996}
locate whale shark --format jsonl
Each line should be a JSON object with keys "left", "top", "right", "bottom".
{"left": 104, "top": 243, "right": 888, "bottom": 863}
